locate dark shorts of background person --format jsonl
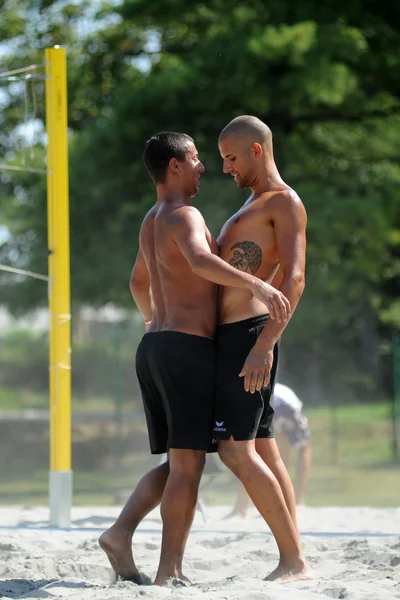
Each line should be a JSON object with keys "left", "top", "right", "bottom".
{"left": 136, "top": 331, "right": 216, "bottom": 455}
{"left": 213, "top": 315, "right": 278, "bottom": 442}
{"left": 274, "top": 409, "right": 311, "bottom": 449}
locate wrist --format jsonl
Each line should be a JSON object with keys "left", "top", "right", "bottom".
{"left": 255, "top": 334, "right": 276, "bottom": 352}
{"left": 249, "top": 276, "right": 261, "bottom": 292}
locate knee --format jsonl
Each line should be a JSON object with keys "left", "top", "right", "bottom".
{"left": 169, "top": 450, "right": 205, "bottom": 480}
{"left": 218, "top": 442, "right": 246, "bottom": 476}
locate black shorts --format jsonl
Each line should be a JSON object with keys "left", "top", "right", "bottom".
{"left": 136, "top": 331, "right": 215, "bottom": 454}
{"left": 213, "top": 315, "right": 278, "bottom": 442}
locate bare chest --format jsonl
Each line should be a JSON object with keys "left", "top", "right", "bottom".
{"left": 217, "top": 207, "right": 277, "bottom": 276}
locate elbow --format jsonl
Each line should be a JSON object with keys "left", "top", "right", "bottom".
{"left": 129, "top": 274, "right": 137, "bottom": 297}
{"left": 294, "top": 273, "right": 306, "bottom": 297}
{"left": 284, "top": 271, "right": 305, "bottom": 298}
{"left": 129, "top": 273, "right": 146, "bottom": 298}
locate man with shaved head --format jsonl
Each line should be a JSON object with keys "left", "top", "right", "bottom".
{"left": 99, "top": 131, "right": 290, "bottom": 586}
{"left": 213, "top": 115, "right": 312, "bottom": 582}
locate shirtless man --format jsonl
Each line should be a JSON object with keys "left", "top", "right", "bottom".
{"left": 213, "top": 115, "right": 313, "bottom": 582}
{"left": 99, "top": 131, "right": 290, "bottom": 586}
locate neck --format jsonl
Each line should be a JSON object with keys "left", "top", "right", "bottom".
{"left": 156, "top": 183, "right": 191, "bottom": 205}
{"left": 250, "top": 160, "right": 287, "bottom": 195}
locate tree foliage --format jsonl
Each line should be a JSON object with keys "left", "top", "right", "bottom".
{"left": 1, "top": 0, "right": 399, "bottom": 400}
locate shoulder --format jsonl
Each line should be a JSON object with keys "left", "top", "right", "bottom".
{"left": 268, "top": 188, "right": 306, "bottom": 225}
{"left": 270, "top": 188, "right": 304, "bottom": 210}
{"left": 168, "top": 205, "right": 206, "bottom": 230}
{"left": 139, "top": 206, "right": 157, "bottom": 237}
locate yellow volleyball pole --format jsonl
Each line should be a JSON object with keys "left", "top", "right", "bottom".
{"left": 45, "top": 46, "right": 72, "bottom": 527}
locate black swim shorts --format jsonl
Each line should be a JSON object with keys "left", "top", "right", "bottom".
{"left": 213, "top": 315, "right": 278, "bottom": 441}
{"left": 136, "top": 331, "right": 215, "bottom": 454}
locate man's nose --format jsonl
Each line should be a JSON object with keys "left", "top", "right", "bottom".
{"left": 223, "top": 161, "right": 231, "bottom": 174}
{"left": 199, "top": 162, "right": 205, "bottom": 173}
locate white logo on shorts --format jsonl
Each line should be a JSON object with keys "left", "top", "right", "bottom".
{"left": 214, "top": 420, "right": 226, "bottom": 432}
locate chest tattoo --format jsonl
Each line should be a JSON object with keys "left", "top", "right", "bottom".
{"left": 228, "top": 241, "right": 262, "bottom": 274}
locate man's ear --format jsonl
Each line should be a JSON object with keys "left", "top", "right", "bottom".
{"left": 252, "top": 142, "right": 263, "bottom": 159}
{"left": 169, "top": 157, "right": 180, "bottom": 173}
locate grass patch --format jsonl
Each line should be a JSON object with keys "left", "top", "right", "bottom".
{"left": 0, "top": 400, "right": 398, "bottom": 507}
{"left": 305, "top": 402, "right": 394, "bottom": 465}
{"left": 0, "top": 387, "right": 133, "bottom": 413}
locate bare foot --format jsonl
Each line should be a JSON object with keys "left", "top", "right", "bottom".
{"left": 154, "top": 573, "right": 192, "bottom": 586}
{"left": 99, "top": 526, "right": 151, "bottom": 584}
{"left": 265, "top": 559, "right": 314, "bottom": 583}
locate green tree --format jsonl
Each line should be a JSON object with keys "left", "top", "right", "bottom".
{"left": 1, "top": 0, "right": 399, "bottom": 399}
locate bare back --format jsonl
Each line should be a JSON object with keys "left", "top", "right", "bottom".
{"left": 218, "top": 188, "right": 306, "bottom": 324}
{"left": 140, "top": 201, "right": 218, "bottom": 338}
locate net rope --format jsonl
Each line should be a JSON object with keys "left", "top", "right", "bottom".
{"left": 0, "top": 57, "right": 72, "bottom": 440}
{"left": 0, "top": 61, "right": 47, "bottom": 172}
{"left": 0, "top": 61, "right": 49, "bottom": 281}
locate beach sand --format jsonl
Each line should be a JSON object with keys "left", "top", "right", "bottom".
{"left": 0, "top": 505, "right": 399, "bottom": 599}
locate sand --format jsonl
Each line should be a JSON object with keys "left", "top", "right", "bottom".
{"left": 0, "top": 504, "right": 399, "bottom": 599}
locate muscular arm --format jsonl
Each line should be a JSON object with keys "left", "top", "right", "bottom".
{"left": 173, "top": 206, "right": 290, "bottom": 321}
{"left": 240, "top": 193, "right": 306, "bottom": 392}
{"left": 129, "top": 248, "right": 153, "bottom": 322}
{"left": 174, "top": 207, "right": 259, "bottom": 288}
{"left": 258, "top": 193, "right": 307, "bottom": 345}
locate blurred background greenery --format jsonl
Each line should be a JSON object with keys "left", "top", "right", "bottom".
{"left": 0, "top": 0, "right": 399, "bottom": 507}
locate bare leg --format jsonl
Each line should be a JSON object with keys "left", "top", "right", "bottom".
{"left": 296, "top": 442, "right": 311, "bottom": 505}
{"left": 276, "top": 432, "right": 291, "bottom": 466}
{"left": 255, "top": 437, "right": 299, "bottom": 536}
{"left": 99, "top": 461, "right": 169, "bottom": 582}
{"left": 218, "top": 439, "right": 313, "bottom": 583}
{"left": 154, "top": 449, "right": 205, "bottom": 586}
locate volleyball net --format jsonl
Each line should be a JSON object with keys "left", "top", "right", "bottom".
{"left": 0, "top": 48, "right": 72, "bottom": 527}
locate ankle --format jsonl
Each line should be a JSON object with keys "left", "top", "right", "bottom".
{"left": 279, "top": 553, "right": 306, "bottom": 569}
{"left": 110, "top": 522, "right": 134, "bottom": 540}
{"left": 155, "top": 566, "right": 180, "bottom": 584}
